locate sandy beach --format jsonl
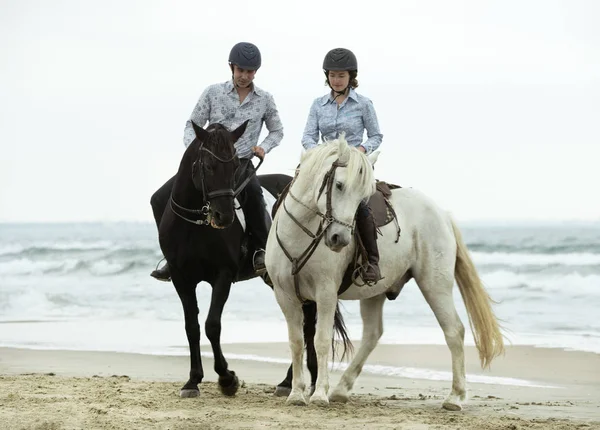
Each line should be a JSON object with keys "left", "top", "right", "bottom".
{"left": 1, "top": 343, "right": 599, "bottom": 429}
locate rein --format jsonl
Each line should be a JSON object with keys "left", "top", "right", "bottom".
{"left": 275, "top": 159, "right": 352, "bottom": 303}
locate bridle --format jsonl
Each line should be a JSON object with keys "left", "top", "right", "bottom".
{"left": 170, "top": 140, "right": 263, "bottom": 226}
{"left": 275, "top": 159, "right": 355, "bottom": 302}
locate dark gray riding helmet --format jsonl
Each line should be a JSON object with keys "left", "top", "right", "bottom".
{"left": 322, "top": 48, "right": 358, "bottom": 72}
{"left": 228, "top": 42, "right": 262, "bottom": 70}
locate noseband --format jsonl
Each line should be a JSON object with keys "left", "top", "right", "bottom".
{"left": 275, "top": 159, "right": 354, "bottom": 302}
{"left": 170, "top": 140, "right": 263, "bottom": 226}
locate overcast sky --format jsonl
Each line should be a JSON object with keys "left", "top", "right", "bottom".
{"left": 1, "top": 0, "right": 598, "bottom": 223}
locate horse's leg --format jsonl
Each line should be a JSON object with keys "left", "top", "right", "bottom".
{"left": 416, "top": 271, "right": 467, "bottom": 411}
{"left": 274, "top": 364, "right": 294, "bottom": 397}
{"left": 274, "top": 302, "right": 317, "bottom": 397}
{"left": 329, "top": 294, "right": 386, "bottom": 403}
{"left": 304, "top": 302, "right": 318, "bottom": 395}
{"left": 309, "top": 292, "right": 338, "bottom": 407}
{"left": 204, "top": 270, "right": 239, "bottom": 396}
{"left": 274, "top": 286, "right": 307, "bottom": 406}
{"left": 172, "top": 273, "right": 204, "bottom": 398}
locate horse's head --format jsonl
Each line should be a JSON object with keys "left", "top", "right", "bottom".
{"left": 299, "top": 136, "right": 377, "bottom": 252}
{"left": 189, "top": 120, "right": 248, "bottom": 229}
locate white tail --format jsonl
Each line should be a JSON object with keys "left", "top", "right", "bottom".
{"left": 452, "top": 218, "right": 505, "bottom": 368}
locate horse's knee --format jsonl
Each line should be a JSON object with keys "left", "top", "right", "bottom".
{"left": 205, "top": 319, "right": 221, "bottom": 341}
{"left": 444, "top": 321, "right": 465, "bottom": 347}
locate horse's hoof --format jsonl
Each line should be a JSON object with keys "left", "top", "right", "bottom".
{"left": 309, "top": 394, "right": 329, "bottom": 407}
{"left": 218, "top": 372, "right": 240, "bottom": 396}
{"left": 442, "top": 401, "right": 462, "bottom": 411}
{"left": 274, "top": 385, "right": 291, "bottom": 397}
{"left": 442, "top": 392, "right": 465, "bottom": 411}
{"left": 180, "top": 388, "right": 199, "bottom": 398}
{"left": 286, "top": 392, "right": 307, "bottom": 406}
{"left": 329, "top": 390, "right": 349, "bottom": 403}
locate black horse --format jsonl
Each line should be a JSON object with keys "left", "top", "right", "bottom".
{"left": 158, "top": 120, "right": 348, "bottom": 397}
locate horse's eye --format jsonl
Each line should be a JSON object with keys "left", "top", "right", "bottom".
{"left": 336, "top": 181, "right": 343, "bottom": 191}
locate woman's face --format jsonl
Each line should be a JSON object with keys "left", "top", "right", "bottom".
{"left": 327, "top": 70, "right": 350, "bottom": 92}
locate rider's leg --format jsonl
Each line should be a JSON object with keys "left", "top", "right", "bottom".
{"left": 356, "top": 200, "right": 381, "bottom": 283}
{"left": 150, "top": 175, "right": 176, "bottom": 281}
{"left": 239, "top": 161, "right": 271, "bottom": 274}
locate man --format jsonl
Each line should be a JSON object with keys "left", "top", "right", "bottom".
{"left": 150, "top": 42, "right": 284, "bottom": 281}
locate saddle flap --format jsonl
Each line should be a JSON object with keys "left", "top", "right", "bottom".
{"left": 367, "top": 181, "right": 401, "bottom": 228}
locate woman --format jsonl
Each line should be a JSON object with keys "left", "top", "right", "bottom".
{"left": 301, "top": 47, "right": 384, "bottom": 283}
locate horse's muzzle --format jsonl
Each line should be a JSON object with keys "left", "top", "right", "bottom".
{"left": 209, "top": 209, "right": 235, "bottom": 229}
{"left": 325, "top": 230, "right": 351, "bottom": 252}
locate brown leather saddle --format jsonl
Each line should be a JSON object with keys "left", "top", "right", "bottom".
{"left": 369, "top": 181, "right": 401, "bottom": 232}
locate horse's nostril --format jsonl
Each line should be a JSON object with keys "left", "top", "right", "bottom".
{"left": 331, "top": 233, "right": 339, "bottom": 245}
{"left": 213, "top": 211, "right": 222, "bottom": 222}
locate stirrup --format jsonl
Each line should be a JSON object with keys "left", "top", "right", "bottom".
{"left": 352, "top": 263, "right": 381, "bottom": 287}
{"left": 150, "top": 259, "right": 171, "bottom": 282}
{"left": 253, "top": 249, "right": 266, "bottom": 276}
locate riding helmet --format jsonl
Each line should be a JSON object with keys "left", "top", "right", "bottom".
{"left": 228, "top": 42, "right": 262, "bottom": 70}
{"left": 322, "top": 48, "right": 358, "bottom": 72}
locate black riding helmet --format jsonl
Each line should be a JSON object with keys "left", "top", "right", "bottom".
{"left": 322, "top": 48, "right": 358, "bottom": 72}
{"left": 228, "top": 42, "right": 262, "bottom": 71}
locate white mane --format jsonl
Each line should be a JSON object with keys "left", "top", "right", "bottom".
{"left": 299, "top": 135, "right": 376, "bottom": 200}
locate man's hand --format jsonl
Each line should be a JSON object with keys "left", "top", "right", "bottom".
{"left": 358, "top": 146, "right": 367, "bottom": 153}
{"left": 252, "top": 146, "right": 265, "bottom": 160}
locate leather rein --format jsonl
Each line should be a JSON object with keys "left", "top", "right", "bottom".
{"left": 275, "top": 159, "right": 355, "bottom": 303}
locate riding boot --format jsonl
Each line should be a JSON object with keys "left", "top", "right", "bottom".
{"left": 150, "top": 262, "right": 171, "bottom": 282}
{"left": 357, "top": 204, "right": 381, "bottom": 283}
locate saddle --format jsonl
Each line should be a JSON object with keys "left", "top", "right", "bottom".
{"left": 368, "top": 181, "right": 402, "bottom": 229}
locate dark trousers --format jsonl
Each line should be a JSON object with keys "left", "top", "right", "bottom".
{"left": 357, "top": 198, "right": 378, "bottom": 243}
{"left": 357, "top": 199, "right": 369, "bottom": 219}
{"left": 238, "top": 159, "right": 270, "bottom": 249}
{"left": 150, "top": 175, "right": 176, "bottom": 230}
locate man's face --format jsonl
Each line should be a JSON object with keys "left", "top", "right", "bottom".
{"left": 233, "top": 65, "right": 256, "bottom": 88}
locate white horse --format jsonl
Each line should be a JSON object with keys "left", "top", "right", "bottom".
{"left": 265, "top": 137, "right": 505, "bottom": 411}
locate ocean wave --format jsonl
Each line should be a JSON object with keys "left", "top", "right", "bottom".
{"left": 472, "top": 251, "right": 600, "bottom": 266}
{"left": 467, "top": 242, "right": 600, "bottom": 255}
{"left": 0, "top": 241, "right": 115, "bottom": 257}
{"left": 481, "top": 270, "right": 600, "bottom": 297}
{"left": 0, "top": 257, "right": 150, "bottom": 276}
{"left": 0, "top": 242, "right": 159, "bottom": 259}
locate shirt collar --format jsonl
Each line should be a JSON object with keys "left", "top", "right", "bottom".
{"left": 320, "top": 87, "right": 358, "bottom": 105}
{"left": 226, "top": 80, "right": 263, "bottom": 96}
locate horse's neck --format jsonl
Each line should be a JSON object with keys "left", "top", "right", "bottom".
{"left": 172, "top": 163, "right": 204, "bottom": 208}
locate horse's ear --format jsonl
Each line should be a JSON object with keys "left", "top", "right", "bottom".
{"left": 367, "top": 150, "right": 380, "bottom": 167}
{"left": 231, "top": 120, "right": 250, "bottom": 142}
{"left": 191, "top": 120, "right": 209, "bottom": 142}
